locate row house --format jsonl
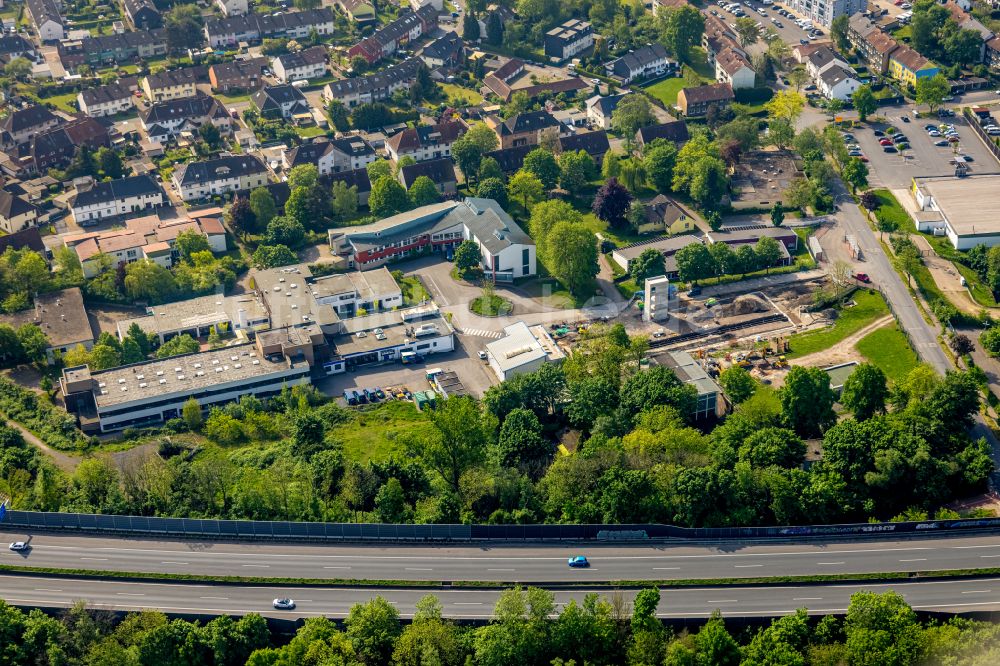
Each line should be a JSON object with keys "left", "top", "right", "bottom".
{"left": 284, "top": 136, "right": 377, "bottom": 174}
{"left": 121, "top": 0, "right": 161, "bottom": 30}
{"left": 322, "top": 57, "right": 421, "bottom": 108}
{"left": 204, "top": 8, "right": 335, "bottom": 49}
{"left": 217, "top": 0, "right": 249, "bottom": 16}
{"left": 272, "top": 46, "right": 327, "bottom": 83}
{"left": 487, "top": 110, "right": 561, "bottom": 149}
{"left": 715, "top": 47, "right": 755, "bottom": 89}
{"left": 604, "top": 43, "right": 673, "bottom": 84}
{"left": 348, "top": 5, "right": 438, "bottom": 65}
{"left": 209, "top": 57, "right": 268, "bottom": 93}
{"left": 702, "top": 13, "right": 740, "bottom": 68}
{"left": 70, "top": 175, "right": 165, "bottom": 226}
{"left": 848, "top": 14, "right": 899, "bottom": 74}
{"left": 385, "top": 120, "right": 466, "bottom": 163}
{"left": 141, "top": 94, "right": 232, "bottom": 144}
{"left": 1, "top": 105, "right": 60, "bottom": 148}
{"left": 251, "top": 84, "right": 310, "bottom": 120}
{"left": 142, "top": 67, "right": 202, "bottom": 102}
{"left": 544, "top": 18, "right": 593, "bottom": 62}
{"left": 57, "top": 30, "right": 168, "bottom": 72}
{"left": 889, "top": 45, "right": 939, "bottom": 86}
{"left": 78, "top": 81, "right": 135, "bottom": 118}
{"left": 172, "top": 154, "right": 271, "bottom": 201}
{"left": 0, "top": 35, "right": 38, "bottom": 64}
{"left": 0, "top": 190, "right": 40, "bottom": 234}
{"left": 677, "top": 82, "right": 734, "bottom": 117}
{"left": 486, "top": 129, "right": 609, "bottom": 173}
{"left": 25, "top": 0, "right": 63, "bottom": 42}
{"left": 31, "top": 118, "right": 110, "bottom": 172}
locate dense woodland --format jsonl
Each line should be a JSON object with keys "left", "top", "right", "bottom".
{"left": 3, "top": 590, "right": 1000, "bottom": 665}
{"left": 0, "top": 323, "right": 990, "bottom": 527}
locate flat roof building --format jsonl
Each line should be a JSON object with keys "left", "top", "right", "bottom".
{"left": 911, "top": 174, "right": 1000, "bottom": 249}
{"left": 656, "top": 350, "right": 724, "bottom": 419}
{"left": 484, "top": 321, "right": 565, "bottom": 381}
{"left": 116, "top": 293, "right": 271, "bottom": 344}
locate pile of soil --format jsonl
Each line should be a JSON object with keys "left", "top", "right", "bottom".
{"left": 720, "top": 295, "right": 767, "bottom": 316}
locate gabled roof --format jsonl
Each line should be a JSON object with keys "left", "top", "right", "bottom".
{"left": 399, "top": 158, "right": 456, "bottom": 189}
{"left": 352, "top": 5, "right": 437, "bottom": 51}
{"left": 210, "top": 57, "right": 268, "bottom": 84}
{"left": 324, "top": 57, "right": 421, "bottom": 98}
{"left": 680, "top": 82, "right": 734, "bottom": 105}
{"left": 0, "top": 226, "right": 43, "bottom": 254}
{"left": 423, "top": 31, "right": 463, "bottom": 61}
{"left": 73, "top": 175, "right": 162, "bottom": 207}
{"left": 716, "top": 47, "right": 752, "bottom": 75}
{"left": 175, "top": 154, "right": 268, "bottom": 186}
{"left": 274, "top": 45, "right": 327, "bottom": 71}
{"left": 807, "top": 45, "right": 845, "bottom": 70}
{"left": 820, "top": 65, "right": 858, "bottom": 88}
{"left": 891, "top": 45, "right": 933, "bottom": 72}
{"left": 608, "top": 43, "right": 669, "bottom": 75}
{"left": 0, "top": 189, "right": 39, "bottom": 220}
{"left": 251, "top": 84, "right": 308, "bottom": 113}
{"left": 144, "top": 66, "right": 201, "bottom": 90}
{"left": 141, "top": 93, "right": 228, "bottom": 124}
{"left": 25, "top": 0, "right": 62, "bottom": 27}
{"left": 205, "top": 8, "right": 335, "bottom": 37}
{"left": 0, "top": 35, "right": 34, "bottom": 55}
{"left": 636, "top": 120, "right": 689, "bottom": 145}
{"left": 586, "top": 93, "right": 626, "bottom": 117}
{"left": 497, "top": 110, "right": 561, "bottom": 135}
{"left": 2, "top": 105, "right": 57, "bottom": 134}
{"left": 867, "top": 30, "right": 900, "bottom": 55}
{"left": 325, "top": 167, "right": 371, "bottom": 194}
{"left": 559, "top": 130, "right": 609, "bottom": 157}
{"left": 80, "top": 81, "right": 133, "bottom": 107}
{"left": 32, "top": 117, "right": 108, "bottom": 156}
{"left": 386, "top": 120, "right": 466, "bottom": 154}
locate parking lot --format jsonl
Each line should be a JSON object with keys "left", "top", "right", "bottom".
{"left": 851, "top": 109, "right": 998, "bottom": 189}
{"left": 708, "top": 0, "right": 823, "bottom": 53}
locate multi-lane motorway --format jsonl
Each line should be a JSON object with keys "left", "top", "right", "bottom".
{"left": 7, "top": 532, "right": 1000, "bottom": 583}
{"left": 5, "top": 531, "right": 1000, "bottom": 618}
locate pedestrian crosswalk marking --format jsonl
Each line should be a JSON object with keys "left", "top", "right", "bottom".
{"left": 461, "top": 328, "right": 502, "bottom": 339}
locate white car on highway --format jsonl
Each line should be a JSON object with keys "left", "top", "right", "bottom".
{"left": 8, "top": 542, "right": 28, "bottom": 551}
{"left": 272, "top": 598, "right": 296, "bottom": 610}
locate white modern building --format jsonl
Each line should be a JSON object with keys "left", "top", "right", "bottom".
{"left": 784, "top": 0, "right": 866, "bottom": 28}
{"left": 485, "top": 321, "right": 565, "bottom": 381}
{"left": 819, "top": 65, "right": 861, "bottom": 100}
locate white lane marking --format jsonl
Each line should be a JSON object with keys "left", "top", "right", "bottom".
{"left": 323, "top": 566, "right": 351, "bottom": 569}
{"left": 793, "top": 597, "right": 822, "bottom": 601}
{"left": 487, "top": 568, "right": 515, "bottom": 572}
{"left": 962, "top": 590, "right": 992, "bottom": 594}
{"left": 981, "top": 555, "right": 1000, "bottom": 558}
{"left": 454, "top": 602, "right": 483, "bottom": 605}
{"left": 116, "top": 593, "right": 145, "bottom": 597}
{"left": 706, "top": 599, "right": 738, "bottom": 603}
{"left": 161, "top": 561, "right": 189, "bottom": 565}
{"left": 405, "top": 568, "right": 433, "bottom": 571}
{"left": 241, "top": 565, "right": 269, "bottom": 568}
{"left": 899, "top": 558, "right": 927, "bottom": 562}
{"left": 734, "top": 564, "right": 763, "bottom": 568}
{"left": 653, "top": 567, "right": 681, "bottom": 570}
{"left": 817, "top": 562, "right": 845, "bottom": 565}
{"left": 34, "top": 588, "right": 62, "bottom": 592}
{"left": 80, "top": 557, "right": 108, "bottom": 561}
{"left": 200, "top": 596, "right": 229, "bottom": 600}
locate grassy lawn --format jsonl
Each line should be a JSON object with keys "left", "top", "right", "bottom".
{"left": 686, "top": 49, "right": 715, "bottom": 80}
{"left": 330, "top": 401, "right": 435, "bottom": 464}
{"left": 398, "top": 275, "right": 430, "bottom": 306}
{"left": 642, "top": 77, "right": 686, "bottom": 106}
{"left": 870, "top": 188, "right": 911, "bottom": 230}
{"left": 787, "top": 290, "right": 890, "bottom": 358}
{"left": 37, "top": 91, "right": 77, "bottom": 113}
{"left": 520, "top": 276, "right": 580, "bottom": 309}
{"left": 579, "top": 211, "right": 649, "bottom": 247}
{"left": 295, "top": 126, "right": 328, "bottom": 139}
{"left": 470, "top": 293, "right": 513, "bottom": 316}
{"left": 438, "top": 82, "right": 483, "bottom": 105}
{"left": 856, "top": 323, "right": 919, "bottom": 382}
{"left": 216, "top": 91, "right": 252, "bottom": 104}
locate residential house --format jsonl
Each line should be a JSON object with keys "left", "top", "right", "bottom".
{"left": 64, "top": 213, "right": 228, "bottom": 277}
{"left": 806, "top": 45, "right": 851, "bottom": 79}
{"left": 0, "top": 288, "right": 94, "bottom": 360}
{"left": 329, "top": 198, "right": 536, "bottom": 278}
{"left": 544, "top": 18, "right": 593, "bottom": 62}
{"left": 715, "top": 47, "right": 755, "bottom": 89}
{"left": 142, "top": 67, "right": 200, "bottom": 102}
{"left": 327, "top": 167, "right": 372, "bottom": 207}
{"left": 635, "top": 120, "right": 690, "bottom": 149}
{"left": 78, "top": 82, "right": 135, "bottom": 118}
{"left": 25, "top": 0, "right": 63, "bottom": 42}
{"left": 421, "top": 32, "right": 464, "bottom": 69}
{"left": 0, "top": 35, "right": 37, "bottom": 64}
{"left": 70, "top": 175, "right": 165, "bottom": 226}
{"left": 487, "top": 110, "right": 561, "bottom": 149}
{"left": 585, "top": 94, "right": 626, "bottom": 130}
{"left": 677, "top": 82, "right": 733, "bottom": 117}
{"left": 385, "top": 120, "right": 466, "bottom": 163}
{"left": 216, "top": 0, "right": 249, "bottom": 16}
{"left": 702, "top": 13, "right": 742, "bottom": 68}
{"left": 140, "top": 94, "right": 232, "bottom": 144}
{"left": 604, "top": 43, "right": 672, "bottom": 84}
{"left": 476, "top": 4, "right": 517, "bottom": 38}
{"left": 272, "top": 46, "right": 327, "bottom": 83}
{"left": 635, "top": 194, "right": 692, "bottom": 235}
{"left": 398, "top": 158, "right": 457, "bottom": 197}
{"left": 889, "top": 45, "right": 939, "bottom": 86}
{"left": 251, "top": 84, "right": 310, "bottom": 120}
{"left": 31, "top": 118, "right": 110, "bottom": 172}
{"left": 348, "top": 5, "right": 439, "bottom": 65}
{"left": 486, "top": 129, "right": 609, "bottom": 173}
{"left": 411, "top": 0, "right": 443, "bottom": 10}
{"left": 283, "top": 136, "right": 376, "bottom": 174}
{"left": 204, "top": 8, "right": 336, "bottom": 49}
{"left": 0, "top": 189, "right": 40, "bottom": 234}
{"left": 0, "top": 227, "right": 45, "bottom": 256}
{"left": 782, "top": 0, "right": 866, "bottom": 28}
{"left": 122, "top": 0, "right": 161, "bottom": 30}
{"left": 1, "top": 105, "right": 59, "bottom": 148}
{"left": 172, "top": 154, "right": 270, "bottom": 201}
{"left": 336, "top": 0, "right": 376, "bottom": 22}
{"left": 57, "top": 30, "right": 168, "bottom": 72}
{"left": 209, "top": 57, "right": 268, "bottom": 93}
{"left": 819, "top": 65, "right": 862, "bottom": 100}
{"left": 944, "top": 0, "right": 993, "bottom": 61}
{"left": 322, "top": 57, "right": 422, "bottom": 108}
{"left": 987, "top": 37, "right": 1000, "bottom": 68}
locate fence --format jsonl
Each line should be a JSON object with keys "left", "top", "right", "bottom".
{"left": 5, "top": 510, "right": 1000, "bottom": 542}
{"left": 962, "top": 107, "right": 1000, "bottom": 167}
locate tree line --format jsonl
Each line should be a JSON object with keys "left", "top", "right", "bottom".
{"left": 1, "top": 589, "right": 1000, "bottom": 665}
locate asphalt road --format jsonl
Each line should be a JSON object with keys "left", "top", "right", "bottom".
{"left": 7, "top": 531, "right": 1000, "bottom": 583}
{"left": 5, "top": 573, "right": 1000, "bottom": 619}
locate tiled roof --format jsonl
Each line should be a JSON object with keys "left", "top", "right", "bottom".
{"left": 386, "top": 120, "right": 466, "bottom": 153}
{"left": 0, "top": 189, "right": 38, "bottom": 219}
{"left": 680, "top": 82, "right": 734, "bottom": 104}
{"left": 73, "top": 175, "right": 162, "bottom": 207}
{"left": 175, "top": 154, "right": 267, "bottom": 186}
{"left": 2, "top": 105, "right": 57, "bottom": 134}
{"left": 324, "top": 57, "right": 421, "bottom": 98}
{"left": 399, "top": 158, "right": 456, "bottom": 189}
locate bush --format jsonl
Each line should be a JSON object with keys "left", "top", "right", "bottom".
{"left": 0, "top": 377, "right": 89, "bottom": 451}
{"left": 734, "top": 87, "right": 775, "bottom": 105}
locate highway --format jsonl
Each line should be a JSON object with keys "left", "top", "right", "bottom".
{"left": 4, "top": 573, "right": 1000, "bottom": 619}
{"left": 6, "top": 531, "right": 1000, "bottom": 583}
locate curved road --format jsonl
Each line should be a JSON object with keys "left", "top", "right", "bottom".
{"left": 6, "top": 531, "right": 1000, "bottom": 583}
{"left": 4, "top": 574, "right": 1000, "bottom": 619}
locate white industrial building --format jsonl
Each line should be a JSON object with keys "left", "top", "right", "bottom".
{"left": 911, "top": 174, "right": 1000, "bottom": 249}
{"left": 485, "top": 321, "right": 565, "bottom": 381}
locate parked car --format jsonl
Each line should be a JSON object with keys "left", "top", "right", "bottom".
{"left": 343, "top": 390, "right": 358, "bottom": 405}
{"left": 883, "top": 146, "right": 898, "bottom": 153}
{"left": 478, "top": 350, "right": 488, "bottom": 360}
{"left": 928, "top": 130, "right": 941, "bottom": 137}
{"left": 879, "top": 138, "right": 893, "bottom": 146}
{"left": 355, "top": 390, "right": 367, "bottom": 404}
{"left": 374, "top": 388, "right": 386, "bottom": 400}
{"left": 934, "top": 139, "right": 950, "bottom": 146}
{"left": 901, "top": 116, "right": 910, "bottom": 122}
{"left": 873, "top": 129, "right": 885, "bottom": 136}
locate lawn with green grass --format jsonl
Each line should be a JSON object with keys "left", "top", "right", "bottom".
{"left": 438, "top": 82, "right": 483, "bottom": 105}
{"left": 37, "top": 91, "right": 77, "bottom": 113}
{"left": 786, "top": 290, "right": 890, "bottom": 358}
{"left": 686, "top": 49, "right": 715, "bottom": 80}
{"left": 856, "top": 323, "right": 919, "bottom": 382}
{"left": 470, "top": 293, "right": 513, "bottom": 316}
{"left": 519, "top": 276, "right": 580, "bottom": 309}
{"left": 642, "top": 77, "right": 686, "bottom": 106}
{"left": 870, "top": 189, "right": 911, "bottom": 231}
{"left": 295, "top": 126, "right": 327, "bottom": 139}
{"left": 331, "top": 400, "right": 435, "bottom": 464}
{"left": 399, "top": 275, "right": 430, "bottom": 306}
{"left": 579, "top": 212, "right": 648, "bottom": 247}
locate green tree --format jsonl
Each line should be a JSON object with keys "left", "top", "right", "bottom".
{"left": 411, "top": 395, "right": 495, "bottom": 493}
{"left": 718, "top": 365, "right": 757, "bottom": 403}
{"left": 643, "top": 140, "right": 678, "bottom": 192}
{"left": 249, "top": 187, "right": 278, "bottom": 229}
{"left": 676, "top": 242, "right": 716, "bottom": 284}
{"left": 494, "top": 408, "right": 549, "bottom": 470}
{"left": 463, "top": 12, "right": 481, "bottom": 41}
{"left": 478, "top": 156, "right": 504, "bottom": 183}
{"left": 733, "top": 16, "right": 762, "bottom": 47}
{"left": 121, "top": 336, "right": 144, "bottom": 364}
{"left": 375, "top": 477, "right": 410, "bottom": 524}
{"left": 770, "top": 201, "right": 785, "bottom": 228}
{"left": 844, "top": 591, "right": 924, "bottom": 666}
{"left": 182, "top": 397, "right": 203, "bottom": 431}
{"left": 226, "top": 196, "right": 257, "bottom": 240}
{"left": 544, "top": 222, "right": 598, "bottom": 296}
{"left": 408, "top": 175, "right": 440, "bottom": 207}
{"left": 780, "top": 365, "right": 836, "bottom": 437}
{"left": 853, "top": 84, "right": 877, "bottom": 122}
{"left": 509, "top": 170, "right": 545, "bottom": 209}
{"left": 124, "top": 259, "right": 176, "bottom": 303}
{"left": 610, "top": 94, "right": 656, "bottom": 137}
{"left": 264, "top": 216, "right": 305, "bottom": 249}
{"left": 369, "top": 176, "right": 411, "bottom": 216}
{"left": 477, "top": 177, "right": 509, "bottom": 208}
{"left": 15, "top": 324, "right": 48, "bottom": 365}
{"left": 528, "top": 199, "right": 581, "bottom": 244}
{"left": 916, "top": 73, "right": 950, "bottom": 112}
{"left": 660, "top": 4, "right": 705, "bottom": 61}
{"left": 454, "top": 240, "right": 481, "bottom": 275}
{"left": 331, "top": 180, "right": 359, "bottom": 222}
{"left": 352, "top": 102, "right": 394, "bottom": 130}
{"left": 843, "top": 157, "right": 869, "bottom": 193}
{"left": 96, "top": 146, "right": 125, "bottom": 179}
{"left": 754, "top": 235, "right": 783, "bottom": 273}
{"left": 165, "top": 4, "right": 204, "bottom": 52}
{"left": 558, "top": 150, "right": 594, "bottom": 193}
{"left": 175, "top": 229, "right": 211, "bottom": 261}
{"left": 831, "top": 13, "right": 851, "bottom": 51}
{"left": 367, "top": 159, "right": 392, "bottom": 183}
{"left": 156, "top": 334, "right": 200, "bottom": 358}
{"left": 451, "top": 123, "right": 499, "bottom": 186}
{"left": 841, "top": 363, "right": 888, "bottom": 421}
{"left": 522, "top": 148, "right": 560, "bottom": 190}
{"left": 252, "top": 244, "right": 297, "bottom": 268}
{"left": 326, "top": 100, "right": 350, "bottom": 131}
{"left": 619, "top": 365, "right": 697, "bottom": 418}
{"left": 345, "top": 596, "right": 402, "bottom": 665}
{"left": 629, "top": 247, "right": 666, "bottom": 286}
{"left": 485, "top": 10, "right": 504, "bottom": 45}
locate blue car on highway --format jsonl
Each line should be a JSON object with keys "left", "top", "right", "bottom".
{"left": 568, "top": 556, "right": 590, "bottom": 568}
